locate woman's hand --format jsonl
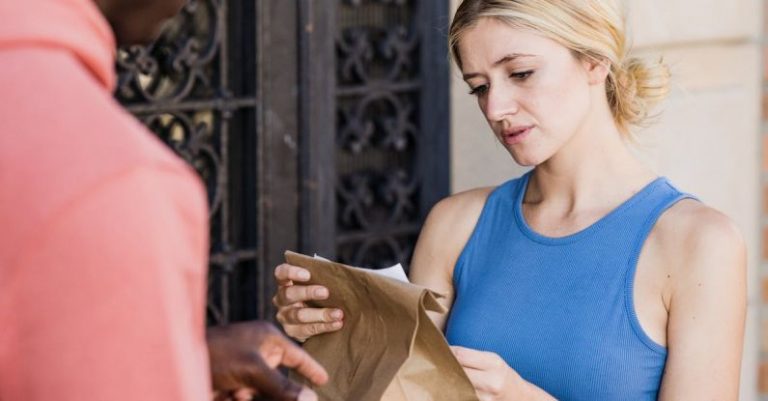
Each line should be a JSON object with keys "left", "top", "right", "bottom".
{"left": 452, "top": 346, "right": 551, "bottom": 401}
{"left": 272, "top": 263, "right": 344, "bottom": 342}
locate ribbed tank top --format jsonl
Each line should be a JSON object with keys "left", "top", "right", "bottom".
{"left": 444, "top": 172, "right": 695, "bottom": 401}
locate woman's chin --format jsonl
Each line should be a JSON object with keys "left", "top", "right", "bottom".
{"left": 507, "top": 148, "right": 547, "bottom": 167}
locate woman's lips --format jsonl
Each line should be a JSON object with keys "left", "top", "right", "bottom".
{"left": 501, "top": 125, "right": 534, "bottom": 145}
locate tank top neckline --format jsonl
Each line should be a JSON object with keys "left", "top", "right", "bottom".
{"left": 512, "top": 171, "right": 668, "bottom": 245}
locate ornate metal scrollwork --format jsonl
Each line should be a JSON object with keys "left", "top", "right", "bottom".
{"left": 336, "top": 169, "right": 418, "bottom": 231}
{"left": 116, "top": 0, "right": 221, "bottom": 104}
{"left": 114, "top": 0, "right": 446, "bottom": 323}
{"left": 379, "top": 169, "right": 418, "bottom": 225}
{"left": 337, "top": 26, "right": 418, "bottom": 85}
{"left": 335, "top": 0, "right": 423, "bottom": 269}
{"left": 338, "top": 172, "right": 376, "bottom": 230}
{"left": 138, "top": 112, "right": 223, "bottom": 217}
{"left": 338, "top": 91, "right": 417, "bottom": 154}
{"left": 117, "top": 0, "right": 258, "bottom": 326}
{"left": 337, "top": 27, "right": 375, "bottom": 84}
{"left": 338, "top": 232, "right": 417, "bottom": 269}
{"left": 379, "top": 25, "right": 418, "bottom": 81}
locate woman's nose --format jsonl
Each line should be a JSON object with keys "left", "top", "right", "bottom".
{"left": 484, "top": 85, "right": 520, "bottom": 122}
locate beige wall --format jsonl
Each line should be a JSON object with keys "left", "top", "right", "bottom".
{"left": 449, "top": 1, "right": 762, "bottom": 399}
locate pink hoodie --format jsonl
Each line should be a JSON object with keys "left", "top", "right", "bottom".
{"left": 0, "top": 0, "right": 211, "bottom": 399}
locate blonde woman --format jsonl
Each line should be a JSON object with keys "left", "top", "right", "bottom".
{"left": 273, "top": 1, "right": 747, "bottom": 399}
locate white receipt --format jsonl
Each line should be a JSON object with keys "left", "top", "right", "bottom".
{"left": 313, "top": 254, "right": 410, "bottom": 283}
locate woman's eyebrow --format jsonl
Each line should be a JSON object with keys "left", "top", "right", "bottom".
{"left": 462, "top": 53, "right": 536, "bottom": 80}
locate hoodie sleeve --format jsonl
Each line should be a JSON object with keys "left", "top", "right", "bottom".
{"left": 0, "top": 164, "right": 211, "bottom": 401}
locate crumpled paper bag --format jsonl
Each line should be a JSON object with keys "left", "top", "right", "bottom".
{"left": 285, "top": 251, "right": 479, "bottom": 401}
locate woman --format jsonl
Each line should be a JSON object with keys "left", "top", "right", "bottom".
{"left": 273, "top": 1, "right": 747, "bottom": 399}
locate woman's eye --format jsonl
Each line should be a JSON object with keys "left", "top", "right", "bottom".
{"left": 510, "top": 70, "right": 534, "bottom": 80}
{"left": 468, "top": 85, "right": 488, "bottom": 96}
{"left": 468, "top": 71, "right": 532, "bottom": 96}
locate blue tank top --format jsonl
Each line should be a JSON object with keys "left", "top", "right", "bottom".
{"left": 445, "top": 172, "right": 695, "bottom": 401}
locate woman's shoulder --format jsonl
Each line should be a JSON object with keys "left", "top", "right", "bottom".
{"left": 658, "top": 200, "right": 743, "bottom": 251}
{"left": 653, "top": 199, "right": 746, "bottom": 284}
{"left": 429, "top": 175, "right": 524, "bottom": 222}
{"left": 415, "top": 186, "right": 497, "bottom": 266}
{"left": 422, "top": 186, "right": 494, "bottom": 246}
{"left": 431, "top": 186, "right": 495, "bottom": 217}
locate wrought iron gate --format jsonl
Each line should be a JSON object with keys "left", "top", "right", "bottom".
{"left": 116, "top": 0, "right": 450, "bottom": 325}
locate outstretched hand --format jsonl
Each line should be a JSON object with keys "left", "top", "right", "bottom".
{"left": 207, "top": 321, "right": 328, "bottom": 401}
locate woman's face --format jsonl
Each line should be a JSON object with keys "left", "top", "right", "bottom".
{"left": 458, "top": 18, "right": 600, "bottom": 166}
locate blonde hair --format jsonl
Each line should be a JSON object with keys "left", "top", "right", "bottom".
{"left": 449, "top": 0, "right": 669, "bottom": 134}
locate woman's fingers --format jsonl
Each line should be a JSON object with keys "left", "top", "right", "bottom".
{"left": 463, "top": 367, "right": 491, "bottom": 393}
{"left": 277, "top": 307, "right": 343, "bottom": 325}
{"left": 274, "top": 263, "right": 311, "bottom": 286}
{"left": 275, "top": 304, "right": 344, "bottom": 342}
{"left": 451, "top": 346, "right": 503, "bottom": 370}
{"left": 272, "top": 263, "right": 342, "bottom": 342}
{"left": 282, "top": 321, "right": 344, "bottom": 341}
{"left": 452, "top": 346, "right": 522, "bottom": 400}
{"left": 274, "top": 285, "right": 329, "bottom": 307}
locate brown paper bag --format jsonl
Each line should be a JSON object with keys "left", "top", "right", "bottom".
{"left": 285, "top": 251, "right": 479, "bottom": 401}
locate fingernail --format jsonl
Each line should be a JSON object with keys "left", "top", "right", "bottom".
{"left": 331, "top": 309, "right": 343, "bottom": 319}
{"left": 332, "top": 321, "right": 343, "bottom": 329}
{"left": 298, "top": 388, "right": 318, "bottom": 401}
{"left": 315, "top": 288, "right": 329, "bottom": 298}
{"left": 298, "top": 270, "right": 310, "bottom": 280}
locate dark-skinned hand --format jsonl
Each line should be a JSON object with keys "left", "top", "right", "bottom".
{"left": 206, "top": 321, "right": 328, "bottom": 401}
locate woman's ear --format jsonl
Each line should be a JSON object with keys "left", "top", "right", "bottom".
{"left": 582, "top": 57, "right": 610, "bottom": 86}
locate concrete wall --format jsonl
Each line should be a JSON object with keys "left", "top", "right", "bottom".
{"left": 448, "top": 1, "right": 763, "bottom": 399}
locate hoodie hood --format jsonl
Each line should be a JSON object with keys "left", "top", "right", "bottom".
{"left": 0, "top": 0, "right": 116, "bottom": 90}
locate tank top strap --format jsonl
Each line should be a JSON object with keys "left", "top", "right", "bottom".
{"left": 625, "top": 178, "right": 699, "bottom": 257}
{"left": 623, "top": 181, "right": 698, "bottom": 352}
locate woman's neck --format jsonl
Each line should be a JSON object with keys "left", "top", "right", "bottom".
{"left": 526, "top": 115, "right": 656, "bottom": 215}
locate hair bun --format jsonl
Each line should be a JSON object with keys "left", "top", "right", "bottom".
{"left": 607, "top": 57, "right": 670, "bottom": 132}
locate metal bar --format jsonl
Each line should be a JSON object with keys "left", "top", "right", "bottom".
{"left": 299, "top": 0, "right": 338, "bottom": 259}
{"left": 416, "top": 0, "right": 451, "bottom": 216}
{"left": 209, "top": 249, "right": 259, "bottom": 266}
{"left": 217, "top": 0, "right": 232, "bottom": 324}
{"left": 124, "top": 98, "right": 258, "bottom": 114}
{"left": 256, "top": 0, "right": 301, "bottom": 320}
{"left": 336, "top": 224, "right": 423, "bottom": 243}
{"left": 254, "top": 0, "right": 267, "bottom": 322}
{"left": 220, "top": 0, "right": 231, "bottom": 259}
{"left": 337, "top": 81, "right": 422, "bottom": 97}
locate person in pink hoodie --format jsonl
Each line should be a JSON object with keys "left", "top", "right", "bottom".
{"left": 0, "top": 1, "right": 326, "bottom": 400}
